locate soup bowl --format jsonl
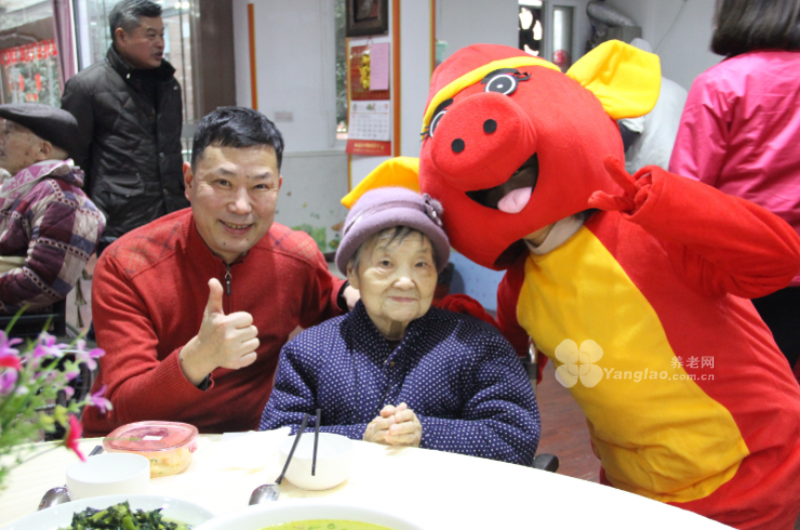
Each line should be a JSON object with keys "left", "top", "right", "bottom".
{"left": 66, "top": 452, "right": 150, "bottom": 500}
{"left": 194, "top": 500, "right": 422, "bottom": 530}
{"left": 278, "top": 432, "right": 353, "bottom": 490}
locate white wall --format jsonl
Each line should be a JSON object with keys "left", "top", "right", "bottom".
{"left": 604, "top": 0, "right": 722, "bottom": 90}
{"left": 400, "top": 0, "right": 434, "bottom": 160}
{"left": 436, "top": 0, "right": 518, "bottom": 61}
{"left": 231, "top": 1, "right": 437, "bottom": 248}
{"left": 232, "top": 0, "right": 344, "bottom": 250}
{"left": 277, "top": 150, "right": 349, "bottom": 254}
{"left": 232, "top": 0, "right": 337, "bottom": 152}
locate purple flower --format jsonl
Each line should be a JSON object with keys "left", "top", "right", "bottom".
{"left": 0, "top": 332, "right": 22, "bottom": 396}
{"left": 32, "top": 333, "right": 65, "bottom": 359}
{"left": 0, "top": 331, "right": 21, "bottom": 358}
{"left": 0, "top": 369, "right": 18, "bottom": 395}
{"left": 88, "top": 384, "right": 113, "bottom": 414}
{"left": 73, "top": 340, "right": 104, "bottom": 371}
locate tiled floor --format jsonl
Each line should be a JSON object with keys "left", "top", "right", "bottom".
{"left": 535, "top": 360, "right": 600, "bottom": 482}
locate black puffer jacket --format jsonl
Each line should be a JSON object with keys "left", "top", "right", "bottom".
{"left": 61, "top": 46, "right": 189, "bottom": 242}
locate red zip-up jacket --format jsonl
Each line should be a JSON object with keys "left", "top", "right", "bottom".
{"left": 83, "top": 208, "right": 345, "bottom": 436}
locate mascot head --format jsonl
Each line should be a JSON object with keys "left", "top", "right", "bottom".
{"left": 417, "top": 41, "right": 660, "bottom": 269}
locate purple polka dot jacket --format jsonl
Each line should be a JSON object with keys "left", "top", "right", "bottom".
{"left": 260, "top": 301, "right": 541, "bottom": 465}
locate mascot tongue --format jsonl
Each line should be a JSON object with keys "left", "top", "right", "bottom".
{"left": 497, "top": 187, "right": 533, "bottom": 214}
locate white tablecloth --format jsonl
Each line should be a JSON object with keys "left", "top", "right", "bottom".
{"left": 0, "top": 435, "right": 731, "bottom": 529}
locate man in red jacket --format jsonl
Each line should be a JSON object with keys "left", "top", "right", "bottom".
{"left": 84, "top": 107, "right": 354, "bottom": 436}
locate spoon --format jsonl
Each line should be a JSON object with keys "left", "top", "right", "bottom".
{"left": 249, "top": 483, "right": 280, "bottom": 504}
{"left": 38, "top": 487, "right": 70, "bottom": 510}
{"left": 249, "top": 413, "right": 310, "bottom": 505}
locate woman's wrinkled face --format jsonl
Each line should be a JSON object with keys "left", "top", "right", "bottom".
{"left": 347, "top": 230, "right": 438, "bottom": 340}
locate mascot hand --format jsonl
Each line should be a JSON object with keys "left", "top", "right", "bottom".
{"left": 588, "top": 156, "right": 652, "bottom": 214}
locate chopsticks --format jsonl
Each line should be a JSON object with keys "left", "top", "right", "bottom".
{"left": 276, "top": 413, "right": 309, "bottom": 485}
{"left": 312, "top": 408, "right": 321, "bottom": 476}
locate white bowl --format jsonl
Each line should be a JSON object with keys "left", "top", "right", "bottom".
{"left": 278, "top": 433, "right": 353, "bottom": 490}
{"left": 5, "top": 494, "right": 215, "bottom": 530}
{"left": 66, "top": 452, "right": 150, "bottom": 500}
{"left": 194, "top": 500, "right": 422, "bottom": 530}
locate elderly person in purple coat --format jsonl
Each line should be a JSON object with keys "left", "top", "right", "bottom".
{"left": 0, "top": 104, "right": 104, "bottom": 314}
{"left": 260, "top": 175, "right": 540, "bottom": 465}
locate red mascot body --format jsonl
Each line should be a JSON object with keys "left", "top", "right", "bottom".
{"left": 415, "top": 42, "right": 800, "bottom": 529}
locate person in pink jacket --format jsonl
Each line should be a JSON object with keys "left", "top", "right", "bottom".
{"left": 669, "top": 0, "right": 800, "bottom": 373}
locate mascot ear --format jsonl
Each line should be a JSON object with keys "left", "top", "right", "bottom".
{"left": 566, "top": 40, "right": 661, "bottom": 120}
{"left": 341, "top": 156, "right": 420, "bottom": 209}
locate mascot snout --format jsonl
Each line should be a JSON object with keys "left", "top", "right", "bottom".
{"left": 428, "top": 91, "right": 537, "bottom": 191}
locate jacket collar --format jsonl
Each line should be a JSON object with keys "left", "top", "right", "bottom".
{"left": 347, "top": 299, "right": 437, "bottom": 357}
{"left": 185, "top": 215, "right": 257, "bottom": 273}
{"left": 106, "top": 45, "right": 176, "bottom": 83}
{"left": 0, "top": 160, "right": 83, "bottom": 211}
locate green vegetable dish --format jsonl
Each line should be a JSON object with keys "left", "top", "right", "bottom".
{"left": 262, "top": 522, "right": 393, "bottom": 530}
{"left": 61, "top": 501, "right": 190, "bottom": 530}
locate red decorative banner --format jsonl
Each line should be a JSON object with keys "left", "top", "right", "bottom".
{"left": 345, "top": 139, "right": 392, "bottom": 156}
{"left": 0, "top": 39, "right": 58, "bottom": 66}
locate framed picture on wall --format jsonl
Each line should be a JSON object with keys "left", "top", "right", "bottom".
{"left": 345, "top": 0, "right": 389, "bottom": 37}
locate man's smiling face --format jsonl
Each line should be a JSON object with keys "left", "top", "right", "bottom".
{"left": 184, "top": 144, "right": 282, "bottom": 264}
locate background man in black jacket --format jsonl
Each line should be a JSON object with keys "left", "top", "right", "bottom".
{"left": 62, "top": 0, "right": 188, "bottom": 253}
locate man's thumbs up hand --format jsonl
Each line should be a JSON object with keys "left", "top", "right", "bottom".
{"left": 179, "top": 278, "right": 260, "bottom": 386}
{"left": 204, "top": 278, "right": 225, "bottom": 318}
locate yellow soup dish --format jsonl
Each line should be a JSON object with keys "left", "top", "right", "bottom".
{"left": 262, "top": 521, "right": 393, "bottom": 530}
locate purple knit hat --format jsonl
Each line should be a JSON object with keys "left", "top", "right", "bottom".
{"left": 336, "top": 187, "right": 450, "bottom": 275}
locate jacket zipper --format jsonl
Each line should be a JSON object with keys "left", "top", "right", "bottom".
{"left": 224, "top": 264, "right": 232, "bottom": 296}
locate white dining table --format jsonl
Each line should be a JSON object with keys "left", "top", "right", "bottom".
{"left": 0, "top": 434, "right": 732, "bottom": 529}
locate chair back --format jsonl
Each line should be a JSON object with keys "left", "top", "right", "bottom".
{"left": 0, "top": 298, "right": 67, "bottom": 338}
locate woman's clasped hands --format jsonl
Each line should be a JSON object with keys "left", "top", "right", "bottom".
{"left": 363, "top": 402, "right": 421, "bottom": 448}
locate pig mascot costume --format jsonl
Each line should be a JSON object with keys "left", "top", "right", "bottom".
{"left": 347, "top": 41, "right": 800, "bottom": 529}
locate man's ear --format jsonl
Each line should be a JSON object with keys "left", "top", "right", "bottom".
{"left": 278, "top": 175, "right": 283, "bottom": 192}
{"left": 183, "top": 161, "right": 194, "bottom": 202}
{"left": 36, "top": 140, "right": 53, "bottom": 163}
{"left": 114, "top": 27, "right": 128, "bottom": 45}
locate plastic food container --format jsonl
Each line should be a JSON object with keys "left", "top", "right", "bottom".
{"left": 103, "top": 421, "right": 199, "bottom": 478}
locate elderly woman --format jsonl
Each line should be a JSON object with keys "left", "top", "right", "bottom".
{"left": 259, "top": 186, "right": 540, "bottom": 465}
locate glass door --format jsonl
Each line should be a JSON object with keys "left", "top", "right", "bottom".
{"left": 519, "top": 0, "right": 579, "bottom": 71}
{"left": 0, "top": 0, "right": 61, "bottom": 105}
